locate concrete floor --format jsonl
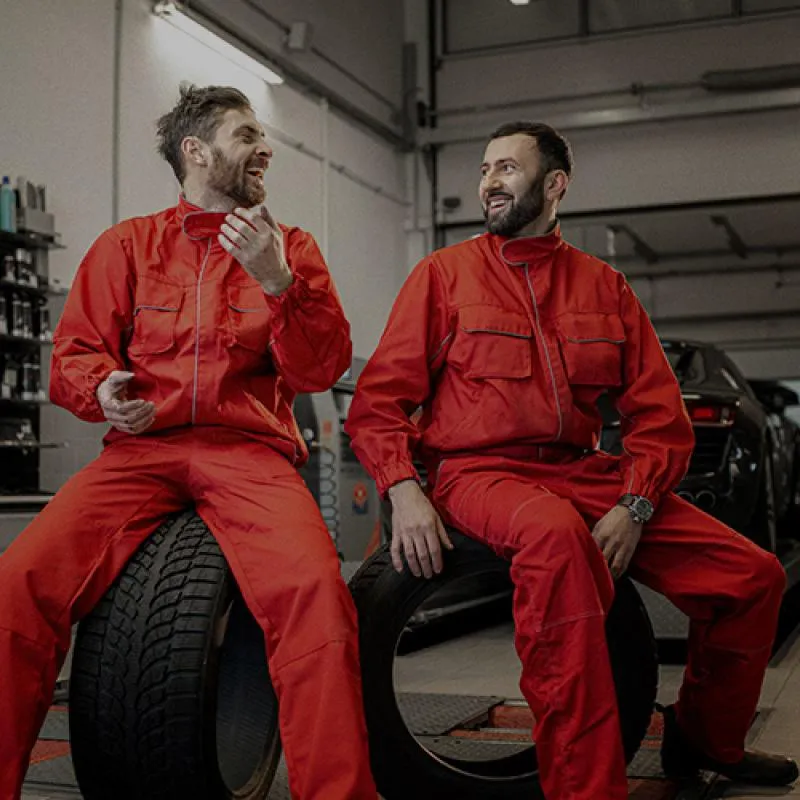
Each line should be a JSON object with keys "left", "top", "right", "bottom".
{"left": 23, "top": 617, "right": 800, "bottom": 799}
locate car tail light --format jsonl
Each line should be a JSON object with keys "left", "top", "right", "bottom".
{"left": 686, "top": 402, "right": 736, "bottom": 425}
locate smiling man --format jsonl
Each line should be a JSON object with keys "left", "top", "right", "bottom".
{"left": 346, "top": 121, "right": 797, "bottom": 799}
{"left": 0, "top": 85, "right": 377, "bottom": 800}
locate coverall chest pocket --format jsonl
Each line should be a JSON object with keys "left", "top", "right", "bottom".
{"left": 556, "top": 312, "right": 625, "bottom": 387}
{"left": 128, "top": 282, "right": 183, "bottom": 355}
{"left": 448, "top": 306, "right": 533, "bottom": 380}
{"left": 226, "top": 284, "right": 270, "bottom": 353}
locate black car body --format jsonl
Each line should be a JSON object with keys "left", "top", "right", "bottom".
{"left": 601, "top": 339, "right": 799, "bottom": 553}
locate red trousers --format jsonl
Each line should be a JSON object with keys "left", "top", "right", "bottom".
{"left": 431, "top": 449, "right": 785, "bottom": 800}
{"left": 0, "top": 428, "right": 377, "bottom": 800}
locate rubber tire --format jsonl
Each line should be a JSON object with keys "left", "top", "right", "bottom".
{"left": 69, "top": 511, "right": 281, "bottom": 800}
{"left": 349, "top": 530, "right": 659, "bottom": 800}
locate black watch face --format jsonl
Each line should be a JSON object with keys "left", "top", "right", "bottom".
{"left": 633, "top": 498, "right": 652, "bottom": 520}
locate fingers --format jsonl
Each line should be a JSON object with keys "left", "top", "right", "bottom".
{"left": 391, "top": 535, "right": 404, "bottom": 574}
{"left": 402, "top": 534, "right": 423, "bottom": 578}
{"left": 436, "top": 517, "right": 455, "bottom": 551}
{"left": 218, "top": 233, "right": 239, "bottom": 256}
{"left": 104, "top": 402, "right": 156, "bottom": 430}
{"left": 395, "top": 527, "right": 440, "bottom": 579}
{"left": 608, "top": 545, "right": 631, "bottom": 579}
{"left": 110, "top": 415, "right": 155, "bottom": 436}
{"left": 220, "top": 220, "right": 252, "bottom": 250}
{"left": 424, "top": 526, "right": 444, "bottom": 576}
{"left": 106, "top": 370, "right": 135, "bottom": 386}
{"left": 257, "top": 204, "right": 279, "bottom": 231}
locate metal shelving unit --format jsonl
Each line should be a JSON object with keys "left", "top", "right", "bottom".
{"left": 0, "top": 226, "right": 63, "bottom": 496}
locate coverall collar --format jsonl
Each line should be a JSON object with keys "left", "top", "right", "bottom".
{"left": 495, "top": 223, "right": 563, "bottom": 268}
{"left": 177, "top": 195, "right": 228, "bottom": 241}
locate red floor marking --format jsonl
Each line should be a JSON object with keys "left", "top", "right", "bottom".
{"left": 449, "top": 728, "right": 531, "bottom": 742}
{"left": 489, "top": 704, "right": 536, "bottom": 729}
{"left": 30, "top": 740, "right": 71, "bottom": 764}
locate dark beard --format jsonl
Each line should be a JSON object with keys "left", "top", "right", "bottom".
{"left": 484, "top": 173, "right": 546, "bottom": 236}
{"left": 208, "top": 146, "right": 265, "bottom": 206}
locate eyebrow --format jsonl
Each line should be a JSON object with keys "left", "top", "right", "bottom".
{"left": 233, "top": 123, "right": 266, "bottom": 138}
{"left": 480, "top": 158, "right": 519, "bottom": 170}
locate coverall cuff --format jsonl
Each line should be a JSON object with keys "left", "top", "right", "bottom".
{"left": 263, "top": 271, "right": 313, "bottom": 310}
{"left": 376, "top": 460, "right": 421, "bottom": 499}
{"left": 78, "top": 363, "right": 120, "bottom": 422}
{"left": 624, "top": 478, "right": 662, "bottom": 514}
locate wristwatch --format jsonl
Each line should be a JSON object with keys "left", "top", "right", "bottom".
{"left": 617, "top": 494, "right": 654, "bottom": 524}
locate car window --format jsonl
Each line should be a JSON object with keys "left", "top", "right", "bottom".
{"left": 662, "top": 343, "right": 706, "bottom": 386}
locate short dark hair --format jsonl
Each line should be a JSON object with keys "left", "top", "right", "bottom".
{"left": 488, "top": 121, "right": 573, "bottom": 178}
{"left": 156, "top": 83, "right": 253, "bottom": 183}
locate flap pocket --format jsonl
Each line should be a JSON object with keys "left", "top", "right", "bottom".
{"left": 448, "top": 306, "right": 533, "bottom": 380}
{"left": 556, "top": 312, "right": 625, "bottom": 387}
{"left": 226, "top": 284, "right": 270, "bottom": 352}
{"left": 129, "top": 281, "right": 183, "bottom": 355}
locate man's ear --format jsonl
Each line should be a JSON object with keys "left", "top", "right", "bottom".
{"left": 547, "top": 170, "right": 569, "bottom": 202}
{"left": 181, "top": 136, "right": 208, "bottom": 168}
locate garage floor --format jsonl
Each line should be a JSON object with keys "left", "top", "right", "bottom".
{"left": 21, "top": 610, "right": 800, "bottom": 800}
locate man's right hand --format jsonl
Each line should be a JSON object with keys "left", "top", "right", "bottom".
{"left": 387, "top": 480, "right": 454, "bottom": 579}
{"left": 96, "top": 371, "right": 156, "bottom": 434}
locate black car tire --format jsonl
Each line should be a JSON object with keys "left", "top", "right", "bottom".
{"left": 350, "top": 531, "right": 659, "bottom": 800}
{"left": 69, "top": 511, "right": 281, "bottom": 800}
{"left": 747, "top": 453, "right": 778, "bottom": 553}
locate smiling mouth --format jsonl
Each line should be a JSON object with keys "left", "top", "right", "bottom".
{"left": 487, "top": 194, "right": 512, "bottom": 213}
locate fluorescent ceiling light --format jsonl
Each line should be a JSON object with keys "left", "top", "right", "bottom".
{"left": 153, "top": 1, "right": 284, "bottom": 85}
{"left": 509, "top": 0, "right": 531, "bottom": 5}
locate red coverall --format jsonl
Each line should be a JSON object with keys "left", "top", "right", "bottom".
{"left": 345, "top": 228, "right": 784, "bottom": 800}
{"left": 0, "top": 196, "right": 377, "bottom": 800}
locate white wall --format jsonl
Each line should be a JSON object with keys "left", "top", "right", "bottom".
{"left": 1, "top": 0, "right": 410, "bottom": 489}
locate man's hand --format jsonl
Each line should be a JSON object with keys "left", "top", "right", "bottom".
{"left": 219, "top": 205, "right": 294, "bottom": 296}
{"left": 96, "top": 371, "right": 156, "bottom": 435}
{"left": 387, "top": 480, "right": 454, "bottom": 579}
{"left": 591, "top": 505, "right": 643, "bottom": 579}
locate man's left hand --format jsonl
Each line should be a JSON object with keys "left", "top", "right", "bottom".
{"left": 591, "top": 505, "right": 642, "bottom": 579}
{"left": 219, "top": 205, "right": 294, "bottom": 296}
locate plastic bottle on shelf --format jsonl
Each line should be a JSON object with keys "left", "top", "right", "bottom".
{"left": 1, "top": 355, "right": 17, "bottom": 399}
{"left": 10, "top": 293, "right": 23, "bottom": 337}
{"left": 0, "top": 295, "right": 7, "bottom": 335}
{"left": 38, "top": 305, "right": 51, "bottom": 341}
{"left": 0, "top": 177, "right": 17, "bottom": 233}
{"left": 2, "top": 254, "right": 15, "bottom": 283}
{"left": 21, "top": 298, "right": 33, "bottom": 338}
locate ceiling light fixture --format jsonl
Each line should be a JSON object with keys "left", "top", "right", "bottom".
{"left": 153, "top": 1, "right": 284, "bottom": 85}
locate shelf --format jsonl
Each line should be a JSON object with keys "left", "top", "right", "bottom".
{"left": 0, "top": 279, "right": 47, "bottom": 298}
{"left": 0, "top": 441, "right": 64, "bottom": 449}
{"left": 0, "top": 334, "right": 53, "bottom": 346}
{"left": 0, "top": 229, "right": 63, "bottom": 251}
{"left": 0, "top": 398, "right": 50, "bottom": 407}
{"left": 0, "top": 279, "right": 67, "bottom": 298}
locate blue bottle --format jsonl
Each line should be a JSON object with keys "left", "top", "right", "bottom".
{"left": 0, "top": 177, "right": 17, "bottom": 233}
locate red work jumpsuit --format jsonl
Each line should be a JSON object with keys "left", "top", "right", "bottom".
{"left": 0, "top": 197, "right": 377, "bottom": 800}
{"left": 345, "top": 228, "right": 784, "bottom": 800}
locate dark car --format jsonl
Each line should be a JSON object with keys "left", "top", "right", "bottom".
{"left": 600, "top": 339, "right": 799, "bottom": 554}
{"left": 748, "top": 379, "right": 800, "bottom": 537}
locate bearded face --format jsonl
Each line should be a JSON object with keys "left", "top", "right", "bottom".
{"left": 207, "top": 145, "right": 266, "bottom": 207}
{"left": 483, "top": 168, "right": 546, "bottom": 237}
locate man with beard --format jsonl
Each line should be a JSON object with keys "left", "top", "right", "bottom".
{"left": 345, "top": 121, "right": 797, "bottom": 799}
{"left": 0, "top": 85, "right": 377, "bottom": 800}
